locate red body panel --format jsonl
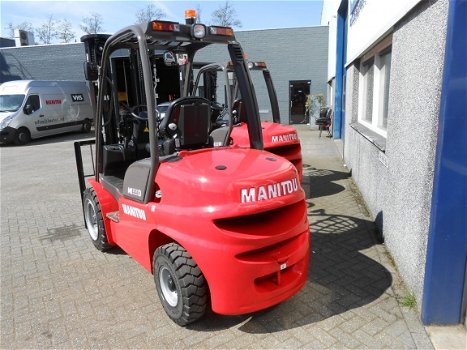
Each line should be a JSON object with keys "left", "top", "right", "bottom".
{"left": 90, "top": 147, "right": 309, "bottom": 315}
{"left": 230, "top": 121, "right": 303, "bottom": 181}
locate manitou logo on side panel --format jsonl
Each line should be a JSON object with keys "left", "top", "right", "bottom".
{"left": 271, "top": 133, "right": 298, "bottom": 143}
{"left": 241, "top": 177, "right": 299, "bottom": 203}
{"left": 122, "top": 204, "right": 146, "bottom": 221}
{"left": 45, "top": 99, "right": 62, "bottom": 105}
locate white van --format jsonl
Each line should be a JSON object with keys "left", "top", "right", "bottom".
{"left": 0, "top": 80, "right": 94, "bottom": 145}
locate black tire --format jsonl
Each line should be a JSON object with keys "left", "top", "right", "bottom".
{"left": 83, "top": 188, "right": 111, "bottom": 251}
{"left": 82, "top": 119, "right": 92, "bottom": 133}
{"left": 153, "top": 243, "right": 208, "bottom": 326}
{"left": 14, "top": 127, "right": 31, "bottom": 145}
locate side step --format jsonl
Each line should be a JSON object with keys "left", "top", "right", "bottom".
{"left": 106, "top": 211, "right": 120, "bottom": 223}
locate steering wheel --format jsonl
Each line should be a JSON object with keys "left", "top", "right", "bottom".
{"left": 209, "top": 101, "right": 226, "bottom": 125}
{"left": 122, "top": 104, "right": 148, "bottom": 120}
{"left": 210, "top": 101, "right": 224, "bottom": 111}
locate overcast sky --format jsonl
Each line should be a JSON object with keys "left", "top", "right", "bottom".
{"left": 1, "top": 0, "right": 324, "bottom": 42}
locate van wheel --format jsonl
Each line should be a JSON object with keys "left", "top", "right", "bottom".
{"left": 82, "top": 119, "right": 92, "bottom": 133}
{"left": 153, "top": 243, "right": 208, "bottom": 326}
{"left": 83, "top": 188, "right": 111, "bottom": 251}
{"left": 14, "top": 128, "right": 31, "bottom": 145}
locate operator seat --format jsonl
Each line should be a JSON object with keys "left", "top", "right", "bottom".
{"left": 159, "top": 97, "right": 212, "bottom": 149}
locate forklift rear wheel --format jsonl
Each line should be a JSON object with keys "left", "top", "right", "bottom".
{"left": 83, "top": 188, "right": 111, "bottom": 251}
{"left": 14, "top": 127, "right": 30, "bottom": 145}
{"left": 153, "top": 243, "right": 208, "bottom": 326}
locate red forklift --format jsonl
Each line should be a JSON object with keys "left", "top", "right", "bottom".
{"left": 191, "top": 61, "right": 303, "bottom": 180}
{"left": 233, "top": 61, "right": 303, "bottom": 181}
{"left": 75, "top": 13, "right": 310, "bottom": 326}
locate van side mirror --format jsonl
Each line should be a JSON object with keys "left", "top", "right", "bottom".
{"left": 84, "top": 62, "right": 98, "bottom": 81}
{"left": 23, "top": 104, "right": 33, "bottom": 115}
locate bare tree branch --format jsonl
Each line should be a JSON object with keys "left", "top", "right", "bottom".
{"left": 211, "top": 1, "right": 242, "bottom": 28}
{"left": 6, "top": 22, "right": 33, "bottom": 38}
{"left": 135, "top": 3, "right": 166, "bottom": 24}
{"left": 36, "top": 15, "right": 58, "bottom": 44}
{"left": 80, "top": 13, "right": 104, "bottom": 35}
{"left": 196, "top": 4, "right": 202, "bottom": 23}
{"left": 57, "top": 19, "right": 75, "bottom": 43}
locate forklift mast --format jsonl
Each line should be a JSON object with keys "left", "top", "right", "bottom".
{"left": 79, "top": 19, "right": 263, "bottom": 204}
{"left": 192, "top": 61, "right": 281, "bottom": 124}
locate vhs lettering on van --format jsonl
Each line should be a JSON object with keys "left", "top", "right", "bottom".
{"left": 45, "top": 99, "right": 62, "bottom": 105}
{"left": 71, "top": 94, "right": 84, "bottom": 102}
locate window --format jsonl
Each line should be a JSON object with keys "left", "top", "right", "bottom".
{"left": 361, "top": 58, "right": 374, "bottom": 123}
{"left": 0, "top": 94, "right": 25, "bottom": 112}
{"left": 25, "top": 95, "right": 41, "bottom": 113}
{"left": 378, "top": 50, "right": 391, "bottom": 130}
{"left": 358, "top": 37, "right": 392, "bottom": 137}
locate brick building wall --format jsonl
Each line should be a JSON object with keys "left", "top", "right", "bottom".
{"left": 0, "top": 43, "right": 85, "bottom": 82}
{"left": 197, "top": 26, "right": 329, "bottom": 124}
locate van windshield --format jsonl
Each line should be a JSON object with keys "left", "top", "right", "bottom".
{"left": 0, "top": 94, "right": 25, "bottom": 112}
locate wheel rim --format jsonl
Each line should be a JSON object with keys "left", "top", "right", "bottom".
{"left": 18, "top": 131, "right": 28, "bottom": 143}
{"left": 84, "top": 198, "right": 98, "bottom": 241}
{"left": 159, "top": 266, "right": 178, "bottom": 307}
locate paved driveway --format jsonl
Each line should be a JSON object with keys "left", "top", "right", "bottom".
{"left": 0, "top": 128, "right": 433, "bottom": 349}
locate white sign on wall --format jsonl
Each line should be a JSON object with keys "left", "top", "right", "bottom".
{"left": 346, "top": 0, "right": 422, "bottom": 65}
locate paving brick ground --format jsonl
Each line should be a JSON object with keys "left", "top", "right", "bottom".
{"left": 0, "top": 127, "right": 434, "bottom": 349}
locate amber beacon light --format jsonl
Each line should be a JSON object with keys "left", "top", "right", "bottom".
{"left": 185, "top": 9, "right": 197, "bottom": 24}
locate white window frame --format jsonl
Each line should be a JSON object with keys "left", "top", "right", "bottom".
{"left": 359, "top": 58, "right": 375, "bottom": 125}
{"left": 357, "top": 41, "right": 392, "bottom": 138}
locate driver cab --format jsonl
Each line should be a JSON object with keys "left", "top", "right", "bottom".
{"left": 97, "top": 48, "right": 214, "bottom": 200}
{"left": 80, "top": 20, "right": 262, "bottom": 205}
